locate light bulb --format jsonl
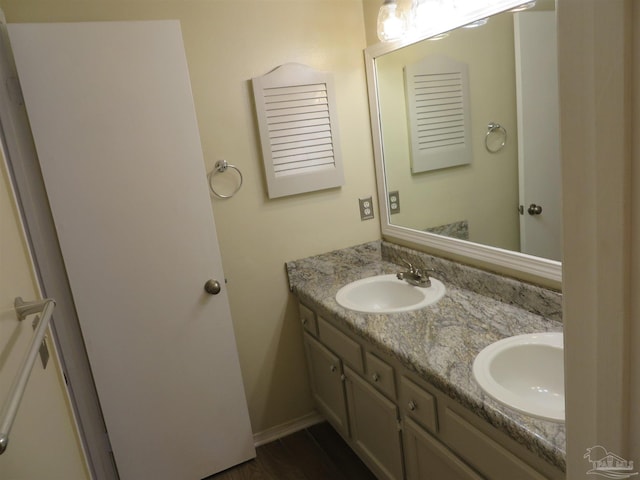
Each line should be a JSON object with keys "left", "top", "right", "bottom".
{"left": 410, "top": 0, "right": 456, "bottom": 35}
{"left": 377, "top": 0, "right": 406, "bottom": 42}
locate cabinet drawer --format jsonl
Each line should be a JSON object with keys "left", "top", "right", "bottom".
{"left": 299, "top": 303, "right": 318, "bottom": 336}
{"left": 318, "top": 317, "right": 364, "bottom": 373}
{"left": 365, "top": 351, "right": 396, "bottom": 399}
{"left": 443, "top": 407, "right": 547, "bottom": 480}
{"left": 400, "top": 376, "right": 438, "bottom": 434}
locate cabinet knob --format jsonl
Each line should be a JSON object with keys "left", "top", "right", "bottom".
{"left": 302, "top": 317, "right": 308, "bottom": 325}
{"left": 372, "top": 373, "right": 380, "bottom": 382}
{"left": 330, "top": 365, "right": 337, "bottom": 373}
{"left": 408, "top": 401, "right": 417, "bottom": 411}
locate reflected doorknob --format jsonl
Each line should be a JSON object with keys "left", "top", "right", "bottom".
{"left": 204, "top": 279, "right": 221, "bottom": 295}
{"left": 527, "top": 204, "right": 543, "bottom": 215}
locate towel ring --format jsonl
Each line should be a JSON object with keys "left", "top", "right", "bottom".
{"left": 208, "top": 160, "right": 243, "bottom": 199}
{"left": 485, "top": 122, "right": 507, "bottom": 153}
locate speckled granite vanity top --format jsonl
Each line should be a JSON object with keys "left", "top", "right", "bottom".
{"left": 286, "top": 241, "right": 565, "bottom": 472}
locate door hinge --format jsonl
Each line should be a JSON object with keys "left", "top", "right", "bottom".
{"left": 104, "top": 431, "right": 114, "bottom": 453}
{"left": 6, "top": 76, "right": 24, "bottom": 106}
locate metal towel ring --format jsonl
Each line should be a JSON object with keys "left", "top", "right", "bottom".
{"left": 485, "top": 122, "right": 507, "bottom": 153}
{"left": 208, "top": 160, "right": 243, "bottom": 199}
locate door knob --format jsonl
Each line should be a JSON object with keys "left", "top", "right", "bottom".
{"left": 204, "top": 279, "right": 221, "bottom": 295}
{"left": 527, "top": 204, "right": 543, "bottom": 215}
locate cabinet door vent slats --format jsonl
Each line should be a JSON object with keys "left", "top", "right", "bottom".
{"left": 412, "top": 72, "right": 465, "bottom": 150}
{"left": 404, "top": 54, "right": 473, "bottom": 173}
{"left": 253, "top": 63, "right": 344, "bottom": 198}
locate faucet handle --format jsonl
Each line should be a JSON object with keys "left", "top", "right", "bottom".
{"left": 422, "top": 268, "right": 444, "bottom": 281}
{"left": 401, "top": 259, "right": 416, "bottom": 273}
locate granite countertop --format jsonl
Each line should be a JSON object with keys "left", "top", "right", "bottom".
{"left": 286, "top": 241, "right": 566, "bottom": 472}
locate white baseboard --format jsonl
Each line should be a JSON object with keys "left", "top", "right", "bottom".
{"left": 252, "top": 411, "right": 324, "bottom": 447}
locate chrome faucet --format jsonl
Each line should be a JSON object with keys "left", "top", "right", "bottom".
{"left": 396, "top": 260, "right": 436, "bottom": 288}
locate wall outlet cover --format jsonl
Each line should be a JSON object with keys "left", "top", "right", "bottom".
{"left": 388, "top": 190, "right": 400, "bottom": 214}
{"left": 359, "top": 197, "right": 374, "bottom": 221}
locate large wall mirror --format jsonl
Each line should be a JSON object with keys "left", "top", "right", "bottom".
{"left": 365, "top": 0, "right": 561, "bottom": 283}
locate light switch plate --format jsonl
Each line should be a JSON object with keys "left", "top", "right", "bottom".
{"left": 359, "top": 196, "right": 374, "bottom": 220}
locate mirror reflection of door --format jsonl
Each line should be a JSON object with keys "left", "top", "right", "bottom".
{"left": 515, "top": 11, "right": 562, "bottom": 261}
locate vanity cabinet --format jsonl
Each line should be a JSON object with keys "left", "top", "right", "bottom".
{"left": 298, "top": 303, "right": 564, "bottom": 480}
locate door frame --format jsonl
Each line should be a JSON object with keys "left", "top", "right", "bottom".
{"left": 0, "top": 14, "right": 118, "bottom": 480}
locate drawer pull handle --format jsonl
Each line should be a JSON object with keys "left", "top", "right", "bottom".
{"left": 372, "top": 373, "right": 380, "bottom": 382}
{"left": 330, "top": 365, "right": 337, "bottom": 373}
{"left": 408, "top": 401, "right": 417, "bottom": 411}
{"left": 302, "top": 318, "right": 308, "bottom": 325}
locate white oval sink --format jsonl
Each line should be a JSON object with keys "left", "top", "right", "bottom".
{"left": 335, "top": 274, "right": 445, "bottom": 313}
{"left": 473, "top": 332, "right": 564, "bottom": 422}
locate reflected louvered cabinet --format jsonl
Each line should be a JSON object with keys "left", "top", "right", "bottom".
{"left": 252, "top": 63, "right": 345, "bottom": 198}
{"left": 404, "top": 54, "right": 473, "bottom": 173}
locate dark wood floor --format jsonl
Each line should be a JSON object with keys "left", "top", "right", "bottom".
{"left": 206, "top": 422, "right": 376, "bottom": 480}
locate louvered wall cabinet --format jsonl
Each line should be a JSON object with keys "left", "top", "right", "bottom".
{"left": 252, "top": 63, "right": 345, "bottom": 198}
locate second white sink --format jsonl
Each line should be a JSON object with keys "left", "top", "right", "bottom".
{"left": 473, "top": 332, "right": 564, "bottom": 422}
{"left": 335, "top": 274, "right": 445, "bottom": 313}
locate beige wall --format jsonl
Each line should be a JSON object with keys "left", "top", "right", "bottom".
{"left": 0, "top": 0, "right": 380, "bottom": 438}
{"left": 375, "top": 11, "right": 520, "bottom": 251}
{"left": 0, "top": 154, "right": 88, "bottom": 477}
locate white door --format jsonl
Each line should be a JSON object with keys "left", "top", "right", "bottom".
{"left": 8, "top": 21, "right": 255, "bottom": 479}
{"left": 514, "top": 11, "right": 562, "bottom": 262}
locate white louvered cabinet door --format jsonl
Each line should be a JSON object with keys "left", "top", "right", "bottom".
{"left": 252, "top": 63, "right": 345, "bottom": 198}
{"left": 404, "top": 54, "right": 473, "bottom": 173}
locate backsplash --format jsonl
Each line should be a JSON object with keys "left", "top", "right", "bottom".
{"left": 380, "top": 241, "right": 562, "bottom": 322}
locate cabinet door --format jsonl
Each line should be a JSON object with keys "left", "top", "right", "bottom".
{"left": 344, "top": 366, "right": 404, "bottom": 480}
{"left": 304, "top": 333, "right": 349, "bottom": 438}
{"left": 404, "top": 417, "right": 484, "bottom": 480}
{"left": 441, "top": 408, "right": 549, "bottom": 480}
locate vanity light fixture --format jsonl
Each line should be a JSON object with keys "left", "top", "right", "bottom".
{"left": 509, "top": 1, "right": 536, "bottom": 11}
{"left": 462, "top": 17, "right": 489, "bottom": 28}
{"left": 375, "top": 0, "right": 536, "bottom": 42}
{"left": 427, "top": 33, "right": 450, "bottom": 41}
{"left": 377, "top": 0, "right": 407, "bottom": 42}
{"left": 411, "top": 0, "right": 457, "bottom": 36}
